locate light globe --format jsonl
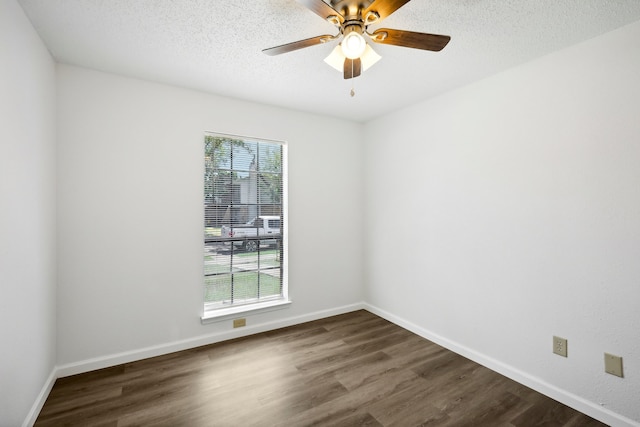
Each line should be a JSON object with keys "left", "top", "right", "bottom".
{"left": 341, "top": 30, "right": 366, "bottom": 59}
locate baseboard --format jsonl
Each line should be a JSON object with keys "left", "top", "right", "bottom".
{"left": 22, "top": 367, "right": 57, "bottom": 427}
{"left": 363, "top": 303, "right": 639, "bottom": 427}
{"left": 56, "top": 302, "right": 365, "bottom": 378}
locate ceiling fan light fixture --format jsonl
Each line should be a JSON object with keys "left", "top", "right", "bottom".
{"left": 325, "top": 44, "right": 381, "bottom": 73}
{"left": 341, "top": 25, "right": 366, "bottom": 59}
{"left": 324, "top": 46, "right": 345, "bottom": 72}
{"left": 360, "top": 44, "right": 381, "bottom": 70}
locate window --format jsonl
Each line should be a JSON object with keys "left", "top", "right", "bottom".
{"left": 203, "top": 133, "right": 288, "bottom": 320}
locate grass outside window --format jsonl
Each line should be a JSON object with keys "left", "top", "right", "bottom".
{"left": 204, "top": 271, "right": 281, "bottom": 305}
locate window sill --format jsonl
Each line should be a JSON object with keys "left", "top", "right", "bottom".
{"left": 201, "top": 299, "right": 292, "bottom": 324}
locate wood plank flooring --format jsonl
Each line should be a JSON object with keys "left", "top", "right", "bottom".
{"left": 35, "top": 310, "right": 608, "bottom": 426}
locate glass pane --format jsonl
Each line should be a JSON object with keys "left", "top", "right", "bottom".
{"left": 258, "top": 144, "right": 282, "bottom": 173}
{"left": 232, "top": 271, "right": 259, "bottom": 303}
{"left": 258, "top": 272, "right": 281, "bottom": 299}
{"left": 232, "top": 141, "right": 257, "bottom": 172}
{"left": 204, "top": 251, "right": 230, "bottom": 276}
{"left": 208, "top": 136, "right": 232, "bottom": 170}
{"left": 258, "top": 241, "right": 281, "bottom": 271}
{"left": 233, "top": 246, "right": 259, "bottom": 267}
{"left": 258, "top": 173, "right": 282, "bottom": 204}
{"left": 211, "top": 172, "right": 234, "bottom": 205}
{"left": 204, "top": 273, "right": 232, "bottom": 304}
{"left": 205, "top": 205, "right": 227, "bottom": 229}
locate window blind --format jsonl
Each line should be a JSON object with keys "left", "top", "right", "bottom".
{"left": 203, "top": 133, "right": 286, "bottom": 313}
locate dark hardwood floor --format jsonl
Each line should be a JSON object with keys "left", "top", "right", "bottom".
{"left": 35, "top": 310, "right": 608, "bottom": 426}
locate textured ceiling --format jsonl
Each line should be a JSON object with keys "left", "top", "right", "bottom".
{"left": 17, "top": 0, "right": 640, "bottom": 122}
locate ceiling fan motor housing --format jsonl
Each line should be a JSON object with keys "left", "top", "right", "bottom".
{"left": 330, "top": 0, "right": 375, "bottom": 18}
{"left": 342, "top": 21, "right": 364, "bottom": 36}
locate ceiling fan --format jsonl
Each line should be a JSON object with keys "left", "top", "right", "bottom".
{"left": 262, "top": 0, "right": 451, "bottom": 80}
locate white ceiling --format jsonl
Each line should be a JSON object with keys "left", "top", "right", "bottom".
{"left": 17, "top": 0, "right": 640, "bottom": 122}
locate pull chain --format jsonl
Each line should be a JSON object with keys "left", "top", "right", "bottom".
{"left": 350, "top": 60, "right": 356, "bottom": 97}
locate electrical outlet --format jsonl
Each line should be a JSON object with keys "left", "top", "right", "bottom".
{"left": 604, "top": 353, "right": 623, "bottom": 377}
{"left": 233, "top": 318, "right": 246, "bottom": 328}
{"left": 553, "top": 336, "right": 567, "bottom": 357}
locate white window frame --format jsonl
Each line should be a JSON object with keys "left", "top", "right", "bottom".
{"left": 201, "top": 132, "right": 289, "bottom": 323}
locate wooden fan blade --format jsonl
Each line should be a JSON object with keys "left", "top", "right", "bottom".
{"left": 343, "top": 58, "right": 362, "bottom": 79}
{"left": 370, "top": 28, "right": 451, "bottom": 51}
{"left": 262, "top": 35, "right": 334, "bottom": 56}
{"left": 297, "top": 0, "right": 344, "bottom": 24}
{"left": 363, "top": 0, "right": 411, "bottom": 21}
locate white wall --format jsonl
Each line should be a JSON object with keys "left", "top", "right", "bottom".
{"left": 0, "top": 0, "right": 57, "bottom": 425}
{"left": 56, "top": 65, "right": 364, "bottom": 368}
{"left": 364, "top": 21, "right": 640, "bottom": 425}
